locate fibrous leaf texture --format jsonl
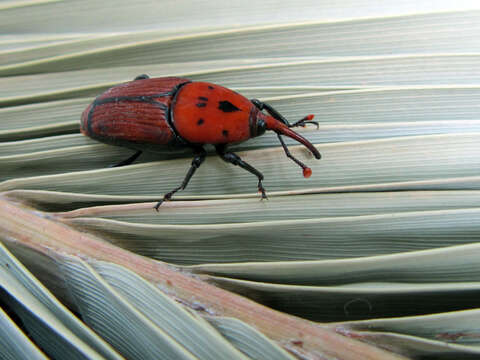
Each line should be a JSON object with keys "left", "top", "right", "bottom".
{"left": 2, "top": 1, "right": 480, "bottom": 359}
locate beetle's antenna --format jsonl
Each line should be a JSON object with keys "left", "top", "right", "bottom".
{"left": 290, "top": 114, "right": 319, "bottom": 129}
{"left": 277, "top": 134, "right": 313, "bottom": 178}
{"left": 263, "top": 115, "right": 321, "bottom": 178}
{"left": 265, "top": 116, "right": 321, "bottom": 160}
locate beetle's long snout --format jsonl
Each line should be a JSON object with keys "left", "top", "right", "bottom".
{"left": 265, "top": 116, "right": 321, "bottom": 159}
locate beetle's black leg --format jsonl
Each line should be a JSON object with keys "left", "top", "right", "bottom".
{"left": 250, "top": 99, "right": 264, "bottom": 111}
{"left": 276, "top": 134, "right": 311, "bottom": 172}
{"left": 251, "top": 99, "right": 289, "bottom": 126}
{"left": 134, "top": 74, "right": 150, "bottom": 80}
{"left": 216, "top": 145, "right": 267, "bottom": 200}
{"left": 110, "top": 150, "right": 142, "bottom": 167}
{"left": 154, "top": 148, "right": 207, "bottom": 211}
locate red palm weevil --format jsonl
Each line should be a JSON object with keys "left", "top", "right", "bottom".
{"left": 80, "top": 74, "right": 321, "bottom": 210}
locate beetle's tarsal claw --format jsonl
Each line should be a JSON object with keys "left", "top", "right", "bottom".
{"left": 258, "top": 181, "right": 268, "bottom": 200}
{"left": 154, "top": 191, "right": 176, "bottom": 211}
{"left": 154, "top": 201, "right": 163, "bottom": 211}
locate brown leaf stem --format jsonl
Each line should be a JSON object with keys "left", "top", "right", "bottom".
{"left": 0, "top": 196, "right": 409, "bottom": 360}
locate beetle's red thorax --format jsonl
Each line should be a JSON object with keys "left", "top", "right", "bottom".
{"left": 172, "top": 82, "right": 253, "bottom": 145}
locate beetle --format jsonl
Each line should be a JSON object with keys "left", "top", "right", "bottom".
{"left": 80, "top": 74, "right": 321, "bottom": 210}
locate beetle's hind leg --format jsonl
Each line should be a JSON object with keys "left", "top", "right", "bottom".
{"left": 154, "top": 147, "right": 207, "bottom": 211}
{"left": 110, "top": 150, "right": 142, "bottom": 167}
{"left": 216, "top": 145, "right": 267, "bottom": 200}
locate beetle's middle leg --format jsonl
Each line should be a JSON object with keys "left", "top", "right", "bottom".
{"left": 154, "top": 147, "right": 206, "bottom": 210}
{"left": 216, "top": 145, "right": 267, "bottom": 200}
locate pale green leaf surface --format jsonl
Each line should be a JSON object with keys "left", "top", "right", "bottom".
{"left": 0, "top": 242, "right": 124, "bottom": 359}
{"left": 88, "top": 260, "right": 248, "bottom": 360}
{"left": 205, "top": 276, "right": 480, "bottom": 321}
{"left": 3, "top": 10, "right": 480, "bottom": 76}
{"left": 54, "top": 191, "right": 480, "bottom": 225}
{"left": 0, "top": 33, "right": 87, "bottom": 50}
{"left": 189, "top": 242, "right": 480, "bottom": 285}
{"left": 2, "top": 134, "right": 480, "bottom": 197}
{"left": 3, "top": 1, "right": 478, "bottom": 35}
{"left": 340, "top": 331, "right": 480, "bottom": 359}
{"left": 0, "top": 59, "right": 314, "bottom": 104}
{"left": 58, "top": 256, "right": 203, "bottom": 360}
{"left": 0, "top": 307, "right": 48, "bottom": 360}
{"left": 4, "top": 59, "right": 480, "bottom": 107}
{"left": 0, "top": 254, "right": 109, "bottom": 359}
{"left": 4, "top": 2, "right": 480, "bottom": 359}
{"left": 3, "top": 190, "right": 158, "bottom": 211}
{"left": 0, "top": 241, "right": 296, "bottom": 360}
{"left": 0, "top": 98, "right": 87, "bottom": 131}
{"left": 0, "top": 134, "right": 90, "bottom": 155}
{"left": 337, "top": 309, "right": 480, "bottom": 346}
{"left": 270, "top": 87, "right": 480, "bottom": 124}
{"left": 206, "top": 316, "right": 296, "bottom": 360}
{"left": 190, "top": 56, "right": 480, "bottom": 87}
{"left": 0, "top": 122, "right": 78, "bottom": 142}
{"left": 61, "top": 208, "right": 480, "bottom": 264}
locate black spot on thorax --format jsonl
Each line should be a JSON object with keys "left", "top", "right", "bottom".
{"left": 196, "top": 103, "right": 207, "bottom": 108}
{"left": 197, "top": 118, "right": 204, "bottom": 125}
{"left": 198, "top": 96, "right": 208, "bottom": 101}
{"left": 218, "top": 100, "right": 240, "bottom": 113}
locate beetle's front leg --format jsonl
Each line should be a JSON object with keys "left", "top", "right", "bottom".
{"left": 154, "top": 147, "right": 206, "bottom": 210}
{"left": 251, "top": 99, "right": 318, "bottom": 128}
{"left": 251, "top": 99, "right": 289, "bottom": 127}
